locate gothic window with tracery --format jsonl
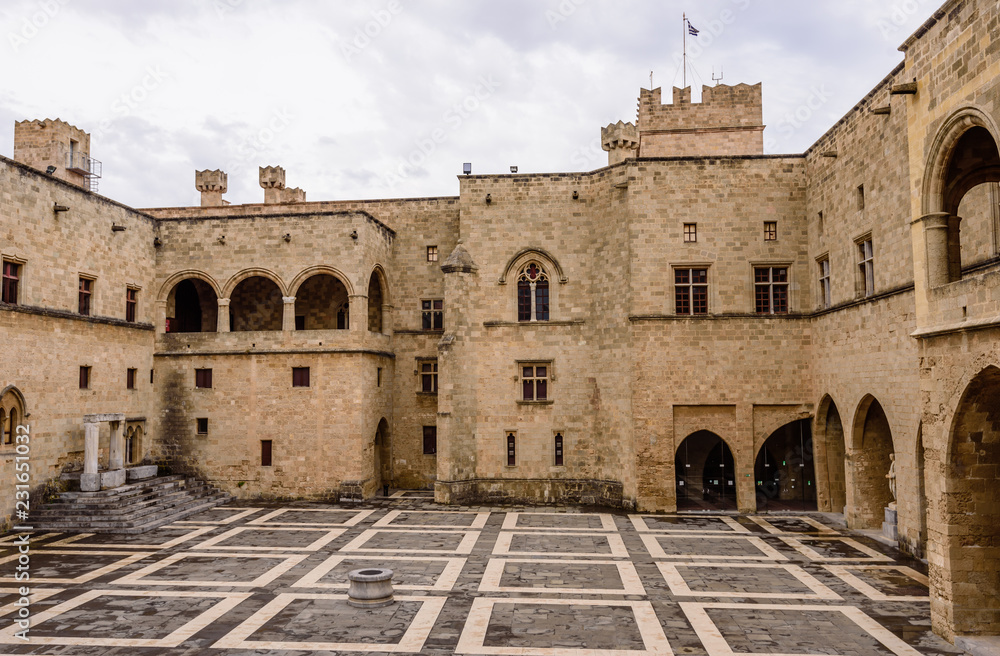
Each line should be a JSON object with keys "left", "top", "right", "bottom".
{"left": 517, "top": 262, "right": 549, "bottom": 322}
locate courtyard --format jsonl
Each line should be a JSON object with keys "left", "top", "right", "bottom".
{"left": 0, "top": 494, "right": 963, "bottom": 656}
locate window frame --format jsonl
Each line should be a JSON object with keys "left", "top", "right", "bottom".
{"left": 817, "top": 255, "right": 831, "bottom": 309}
{"left": 554, "top": 431, "right": 564, "bottom": 467}
{"left": 518, "top": 361, "right": 552, "bottom": 403}
{"left": 261, "top": 439, "right": 273, "bottom": 466}
{"left": 856, "top": 235, "right": 875, "bottom": 298}
{"left": 2, "top": 259, "right": 21, "bottom": 305}
{"left": 505, "top": 431, "right": 516, "bottom": 467}
{"left": 196, "top": 418, "right": 209, "bottom": 435}
{"left": 79, "top": 365, "right": 91, "bottom": 390}
{"left": 764, "top": 221, "right": 778, "bottom": 241}
{"left": 516, "top": 262, "right": 550, "bottom": 322}
{"left": 125, "top": 287, "right": 139, "bottom": 322}
{"left": 422, "top": 426, "right": 437, "bottom": 455}
{"left": 674, "top": 266, "right": 709, "bottom": 316}
{"left": 126, "top": 368, "right": 137, "bottom": 390}
{"left": 417, "top": 358, "right": 438, "bottom": 394}
{"left": 426, "top": 245, "right": 439, "bottom": 262}
{"left": 421, "top": 299, "right": 444, "bottom": 331}
{"left": 683, "top": 223, "right": 698, "bottom": 243}
{"left": 78, "top": 276, "right": 94, "bottom": 316}
{"left": 195, "top": 368, "right": 213, "bottom": 389}
{"left": 753, "top": 265, "right": 790, "bottom": 315}
{"left": 292, "top": 367, "right": 310, "bottom": 388}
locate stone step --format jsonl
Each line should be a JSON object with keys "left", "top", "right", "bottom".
{"left": 31, "top": 485, "right": 214, "bottom": 518}
{"left": 57, "top": 475, "right": 187, "bottom": 500}
{"left": 32, "top": 493, "right": 231, "bottom": 533}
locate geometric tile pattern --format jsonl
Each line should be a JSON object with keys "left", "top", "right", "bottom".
{"left": 0, "top": 498, "right": 961, "bottom": 656}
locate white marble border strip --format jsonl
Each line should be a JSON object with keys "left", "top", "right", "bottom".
{"left": 46, "top": 525, "right": 215, "bottom": 550}
{"left": 823, "top": 565, "right": 929, "bottom": 601}
{"left": 194, "top": 526, "right": 346, "bottom": 552}
{"left": 0, "top": 533, "right": 62, "bottom": 544}
{"left": 480, "top": 558, "right": 645, "bottom": 595}
{"left": 456, "top": 597, "right": 674, "bottom": 656}
{"left": 213, "top": 592, "right": 446, "bottom": 652}
{"left": 293, "top": 555, "right": 466, "bottom": 592}
{"left": 502, "top": 512, "right": 618, "bottom": 532}
{"left": 778, "top": 537, "right": 893, "bottom": 562}
{"left": 630, "top": 515, "right": 750, "bottom": 535}
{"left": 679, "top": 602, "right": 922, "bottom": 656}
{"left": 0, "top": 589, "right": 251, "bottom": 648}
{"left": 747, "top": 516, "right": 840, "bottom": 535}
{"left": 373, "top": 509, "right": 490, "bottom": 530}
{"left": 641, "top": 535, "right": 787, "bottom": 561}
{"left": 172, "top": 507, "right": 264, "bottom": 526}
{"left": 657, "top": 563, "right": 840, "bottom": 600}
{"left": 0, "top": 588, "right": 63, "bottom": 616}
{"left": 247, "top": 508, "right": 374, "bottom": 527}
{"left": 112, "top": 552, "right": 308, "bottom": 588}
{"left": 340, "top": 529, "right": 480, "bottom": 555}
{"left": 493, "top": 531, "right": 630, "bottom": 558}
{"left": 0, "top": 551, "right": 153, "bottom": 584}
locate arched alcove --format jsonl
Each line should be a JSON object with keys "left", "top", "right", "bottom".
{"left": 850, "top": 396, "right": 895, "bottom": 529}
{"left": 754, "top": 419, "right": 816, "bottom": 512}
{"left": 295, "top": 274, "right": 350, "bottom": 330}
{"left": 675, "top": 431, "right": 737, "bottom": 510}
{"left": 230, "top": 276, "right": 283, "bottom": 332}
{"left": 166, "top": 278, "right": 218, "bottom": 333}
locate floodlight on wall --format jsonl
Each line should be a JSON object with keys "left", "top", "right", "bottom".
{"left": 283, "top": 233, "right": 291, "bottom": 242}
{"left": 510, "top": 166, "right": 518, "bottom": 173}
{"left": 218, "top": 235, "right": 226, "bottom": 244}
{"left": 350, "top": 230, "right": 358, "bottom": 240}
{"left": 154, "top": 237, "right": 162, "bottom": 247}
{"left": 53, "top": 202, "right": 70, "bottom": 213}
{"left": 485, "top": 193, "right": 492, "bottom": 205}
{"left": 463, "top": 163, "right": 472, "bottom": 175}
{"left": 572, "top": 190, "right": 579, "bottom": 200}
{"left": 111, "top": 223, "right": 126, "bottom": 232}
{"left": 45, "top": 166, "right": 57, "bottom": 175}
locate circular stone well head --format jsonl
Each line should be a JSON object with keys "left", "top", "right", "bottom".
{"left": 347, "top": 567, "right": 394, "bottom": 608}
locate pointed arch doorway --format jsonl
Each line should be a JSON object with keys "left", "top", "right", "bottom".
{"left": 675, "top": 431, "right": 737, "bottom": 511}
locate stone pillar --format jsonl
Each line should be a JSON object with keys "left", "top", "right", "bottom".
{"left": 381, "top": 304, "right": 394, "bottom": 336}
{"left": 349, "top": 294, "right": 368, "bottom": 334}
{"left": 81, "top": 422, "right": 100, "bottom": 492}
{"left": 217, "top": 298, "right": 231, "bottom": 333}
{"left": 947, "top": 215, "right": 963, "bottom": 283}
{"left": 196, "top": 169, "right": 227, "bottom": 207}
{"left": 109, "top": 420, "right": 124, "bottom": 471}
{"left": 282, "top": 297, "right": 297, "bottom": 331}
{"left": 920, "top": 212, "right": 952, "bottom": 288}
{"left": 155, "top": 300, "right": 167, "bottom": 335}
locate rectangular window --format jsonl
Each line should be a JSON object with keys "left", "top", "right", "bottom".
{"left": 427, "top": 245, "right": 438, "bottom": 262}
{"left": 420, "top": 360, "right": 438, "bottom": 394}
{"left": 506, "top": 432, "right": 516, "bottom": 466}
{"left": 195, "top": 368, "right": 213, "bottom": 389}
{"left": 150, "top": 369, "right": 154, "bottom": 384}
{"left": 78, "top": 277, "right": 93, "bottom": 315}
{"left": 521, "top": 363, "right": 549, "bottom": 401}
{"left": 292, "top": 367, "right": 310, "bottom": 387}
{"left": 554, "top": 432, "right": 564, "bottom": 466}
{"left": 377, "top": 367, "right": 382, "bottom": 387}
{"left": 79, "top": 366, "right": 91, "bottom": 389}
{"left": 196, "top": 418, "right": 209, "bottom": 434}
{"left": 126, "top": 368, "right": 137, "bottom": 390}
{"left": 818, "top": 257, "right": 831, "bottom": 309}
{"left": 421, "top": 299, "right": 443, "bottom": 330}
{"left": 764, "top": 221, "right": 777, "bottom": 241}
{"left": 858, "top": 238, "right": 874, "bottom": 297}
{"left": 675, "top": 268, "right": 708, "bottom": 315}
{"left": 754, "top": 267, "right": 789, "bottom": 314}
{"left": 261, "top": 440, "right": 272, "bottom": 466}
{"left": 126, "top": 288, "right": 138, "bottom": 322}
{"left": 1, "top": 261, "right": 19, "bottom": 304}
{"left": 683, "top": 223, "right": 697, "bottom": 243}
{"left": 857, "top": 184, "right": 866, "bottom": 211}
{"left": 517, "top": 283, "right": 531, "bottom": 321}
{"left": 423, "top": 426, "right": 437, "bottom": 455}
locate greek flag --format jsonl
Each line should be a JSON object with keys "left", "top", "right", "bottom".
{"left": 688, "top": 22, "right": 700, "bottom": 36}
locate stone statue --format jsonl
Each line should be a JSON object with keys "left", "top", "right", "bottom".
{"left": 886, "top": 453, "right": 897, "bottom": 509}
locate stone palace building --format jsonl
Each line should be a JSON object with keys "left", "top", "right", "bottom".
{"left": 0, "top": 0, "right": 998, "bottom": 641}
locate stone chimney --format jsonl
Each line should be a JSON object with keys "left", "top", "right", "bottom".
{"left": 260, "top": 165, "right": 306, "bottom": 204}
{"left": 195, "top": 169, "right": 228, "bottom": 207}
{"left": 601, "top": 121, "right": 639, "bottom": 166}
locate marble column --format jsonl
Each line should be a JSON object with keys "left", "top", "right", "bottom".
{"left": 109, "top": 420, "right": 124, "bottom": 471}
{"left": 217, "top": 298, "right": 231, "bottom": 333}
{"left": 81, "top": 422, "right": 100, "bottom": 491}
{"left": 919, "top": 212, "right": 952, "bottom": 288}
{"left": 282, "top": 296, "right": 297, "bottom": 331}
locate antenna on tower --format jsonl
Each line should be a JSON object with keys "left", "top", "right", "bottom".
{"left": 712, "top": 66, "right": 724, "bottom": 86}
{"left": 650, "top": 71, "right": 654, "bottom": 89}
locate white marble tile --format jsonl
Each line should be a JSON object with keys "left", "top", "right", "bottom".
{"left": 823, "top": 564, "right": 929, "bottom": 601}
{"left": 640, "top": 534, "right": 788, "bottom": 561}
{"left": 111, "top": 552, "right": 308, "bottom": 588}
{"left": 657, "top": 562, "right": 840, "bottom": 599}
{"left": 479, "top": 558, "right": 645, "bottom": 595}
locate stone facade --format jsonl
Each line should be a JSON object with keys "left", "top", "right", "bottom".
{"left": 0, "top": 0, "right": 999, "bottom": 642}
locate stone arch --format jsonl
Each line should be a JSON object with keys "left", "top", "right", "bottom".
{"left": 943, "top": 365, "right": 1000, "bottom": 636}
{"left": 369, "top": 264, "right": 391, "bottom": 305}
{"left": 288, "top": 266, "right": 355, "bottom": 297}
{"left": 753, "top": 419, "right": 816, "bottom": 512}
{"left": 498, "top": 248, "right": 569, "bottom": 285}
{"left": 165, "top": 278, "right": 218, "bottom": 333}
{"left": 814, "top": 394, "right": 847, "bottom": 514}
{"left": 222, "top": 268, "right": 287, "bottom": 299}
{"left": 0, "top": 386, "right": 26, "bottom": 446}
{"left": 293, "top": 273, "right": 351, "bottom": 331}
{"left": 373, "top": 418, "right": 391, "bottom": 494}
{"left": 913, "top": 420, "right": 927, "bottom": 559}
{"left": 919, "top": 107, "right": 1000, "bottom": 286}
{"left": 367, "top": 271, "right": 385, "bottom": 333}
{"left": 229, "top": 276, "right": 284, "bottom": 332}
{"left": 849, "top": 395, "right": 895, "bottom": 529}
{"left": 500, "top": 249, "right": 566, "bottom": 322}
{"left": 156, "top": 270, "right": 221, "bottom": 303}
{"left": 675, "top": 431, "right": 737, "bottom": 510}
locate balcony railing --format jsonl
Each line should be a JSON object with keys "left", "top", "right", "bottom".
{"left": 66, "top": 151, "right": 102, "bottom": 192}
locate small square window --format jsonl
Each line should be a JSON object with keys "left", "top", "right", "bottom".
{"left": 2, "top": 261, "right": 20, "bottom": 305}
{"left": 423, "top": 426, "right": 437, "bottom": 455}
{"left": 261, "top": 440, "right": 272, "bottom": 467}
{"left": 421, "top": 299, "right": 443, "bottom": 331}
{"left": 78, "top": 277, "right": 93, "bottom": 316}
{"left": 427, "top": 245, "right": 439, "bottom": 262}
{"left": 683, "top": 223, "right": 697, "bottom": 243}
{"left": 520, "top": 363, "right": 550, "bottom": 401}
{"left": 79, "top": 366, "right": 91, "bottom": 390}
{"left": 506, "top": 432, "right": 516, "bottom": 466}
{"left": 126, "top": 368, "right": 137, "bottom": 390}
{"left": 419, "top": 360, "right": 438, "bottom": 394}
{"left": 196, "top": 418, "right": 209, "bottom": 434}
{"left": 292, "top": 367, "right": 310, "bottom": 387}
{"left": 764, "top": 221, "right": 777, "bottom": 241}
{"left": 195, "top": 368, "right": 213, "bottom": 389}
{"left": 126, "top": 287, "right": 138, "bottom": 322}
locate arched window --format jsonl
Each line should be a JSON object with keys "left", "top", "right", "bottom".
{"left": 517, "top": 262, "right": 549, "bottom": 322}
{"left": 0, "top": 409, "right": 7, "bottom": 445}
{"left": 5, "top": 408, "right": 17, "bottom": 445}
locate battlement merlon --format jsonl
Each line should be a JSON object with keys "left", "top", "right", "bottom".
{"left": 635, "top": 83, "right": 765, "bottom": 157}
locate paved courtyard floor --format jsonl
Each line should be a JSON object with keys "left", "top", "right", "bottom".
{"left": 0, "top": 493, "right": 967, "bottom": 655}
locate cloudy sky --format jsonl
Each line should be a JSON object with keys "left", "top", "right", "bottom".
{"left": 0, "top": 0, "right": 938, "bottom": 208}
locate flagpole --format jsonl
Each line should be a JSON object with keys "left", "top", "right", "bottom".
{"left": 683, "top": 13, "right": 687, "bottom": 89}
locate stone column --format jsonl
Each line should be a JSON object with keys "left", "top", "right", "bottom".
{"left": 919, "top": 212, "right": 952, "bottom": 288}
{"left": 282, "top": 296, "right": 297, "bottom": 331}
{"left": 217, "top": 298, "right": 231, "bottom": 333}
{"left": 947, "top": 215, "right": 963, "bottom": 283}
{"left": 109, "top": 420, "right": 124, "bottom": 471}
{"left": 381, "top": 304, "right": 394, "bottom": 336}
{"left": 155, "top": 300, "right": 167, "bottom": 335}
{"left": 81, "top": 422, "right": 100, "bottom": 492}
{"left": 349, "top": 294, "right": 368, "bottom": 334}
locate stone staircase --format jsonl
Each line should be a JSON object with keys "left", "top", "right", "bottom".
{"left": 30, "top": 475, "right": 230, "bottom": 534}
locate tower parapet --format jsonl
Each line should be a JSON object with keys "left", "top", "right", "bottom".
{"left": 195, "top": 169, "right": 228, "bottom": 207}
{"left": 601, "top": 121, "right": 639, "bottom": 166}
{"left": 259, "top": 165, "right": 306, "bottom": 204}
